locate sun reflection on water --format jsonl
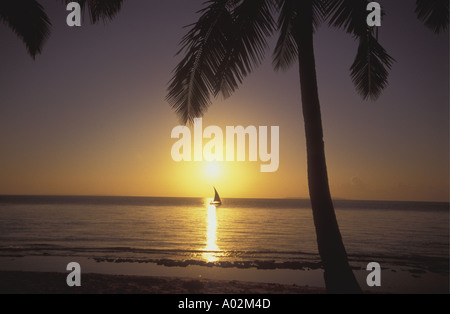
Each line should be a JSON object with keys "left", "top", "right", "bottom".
{"left": 203, "top": 203, "right": 219, "bottom": 262}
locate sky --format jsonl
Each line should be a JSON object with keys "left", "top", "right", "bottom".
{"left": 0, "top": 0, "right": 448, "bottom": 201}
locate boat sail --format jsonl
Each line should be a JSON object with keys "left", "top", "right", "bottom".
{"left": 210, "top": 187, "right": 222, "bottom": 206}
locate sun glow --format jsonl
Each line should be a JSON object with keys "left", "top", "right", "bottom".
{"left": 205, "top": 162, "right": 221, "bottom": 178}
{"left": 167, "top": 160, "right": 266, "bottom": 199}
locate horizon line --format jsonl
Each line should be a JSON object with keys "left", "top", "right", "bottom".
{"left": 0, "top": 194, "right": 448, "bottom": 204}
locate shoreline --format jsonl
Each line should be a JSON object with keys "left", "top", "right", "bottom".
{"left": 0, "top": 255, "right": 326, "bottom": 287}
{"left": 0, "top": 256, "right": 448, "bottom": 294}
{"left": 0, "top": 271, "right": 325, "bottom": 294}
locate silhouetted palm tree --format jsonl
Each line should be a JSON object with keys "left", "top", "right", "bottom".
{"left": 167, "top": 0, "right": 448, "bottom": 293}
{"left": 0, "top": 0, "right": 123, "bottom": 58}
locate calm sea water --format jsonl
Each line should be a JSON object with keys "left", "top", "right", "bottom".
{"left": 0, "top": 196, "right": 448, "bottom": 276}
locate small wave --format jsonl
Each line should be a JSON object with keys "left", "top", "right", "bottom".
{"left": 92, "top": 257, "right": 323, "bottom": 271}
{"left": 0, "top": 245, "right": 315, "bottom": 256}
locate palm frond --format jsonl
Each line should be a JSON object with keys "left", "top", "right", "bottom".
{"left": 326, "top": 0, "right": 394, "bottom": 100}
{"left": 350, "top": 30, "right": 395, "bottom": 100}
{"left": 326, "top": 0, "right": 368, "bottom": 36}
{"left": 273, "top": 0, "right": 326, "bottom": 71}
{"left": 272, "top": 0, "right": 299, "bottom": 71}
{"left": 214, "top": 0, "right": 276, "bottom": 98}
{"left": 63, "top": 0, "right": 123, "bottom": 24}
{"left": 167, "top": 0, "right": 234, "bottom": 124}
{"left": 167, "top": 0, "right": 275, "bottom": 124}
{"left": 0, "top": 0, "right": 51, "bottom": 59}
{"left": 416, "top": 0, "right": 449, "bottom": 34}
{"left": 311, "top": 0, "right": 327, "bottom": 30}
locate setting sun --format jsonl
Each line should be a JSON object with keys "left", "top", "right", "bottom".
{"left": 205, "top": 162, "right": 221, "bottom": 178}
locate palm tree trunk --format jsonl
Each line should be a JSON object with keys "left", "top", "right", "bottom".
{"left": 296, "top": 10, "right": 362, "bottom": 294}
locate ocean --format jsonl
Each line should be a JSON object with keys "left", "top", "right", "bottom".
{"left": 0, "top": 195, "right": 448, "bottom": 293}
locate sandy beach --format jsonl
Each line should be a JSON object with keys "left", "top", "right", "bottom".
{"left": 0, "top": 271, "right": 325, "bottom": 294}
{"left": 0, "top": 255, "right": 447, "bottom": 294}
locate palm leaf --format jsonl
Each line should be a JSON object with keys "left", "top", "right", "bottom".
{"left": 326, "top": 0, "right": 368, "bottom": 36}
{"left": 272, "top": 0, "right": 299, "bottom": 71}
{"left": 415, "top": 0, "right": 449, "bottom": 34}
{"left": 167, "top": 0, "right": 234, "bottom": 124}
{"left": 63, "top": 0, "right": 123, "bottom": 24}
{"left": 310, "top": 0, "right": 327, "bottom": 31}
{"left": 0, "top": 0, "right": 51, "bottom": 59}
{"left": 350, "top": 30, "right": 395, "bottom": 100}
{"left": 214, "top": 0, "right": 276, "bottom": 98}
{"left": 327, "top": 0, "right": 394, "bottom": 100}
{"left": 273, "top": 0, "right": 326, "bottom": 71}
{"left": 167, "top": 0, "right": 276, "bottom": 124}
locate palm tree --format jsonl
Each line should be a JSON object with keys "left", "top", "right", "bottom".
{"left": 0, "top": 0, "right": 123, "bottom": 59}
{"left": 167, "top": 0, "right": 448, "bottom": 293}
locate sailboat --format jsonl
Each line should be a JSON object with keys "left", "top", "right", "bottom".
{"left": 210, "top": 187, "right": 222, "bottom": 207}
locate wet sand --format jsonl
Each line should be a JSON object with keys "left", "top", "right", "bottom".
{"left": 0, "top": 271, "right": 325, "bottom": 294}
